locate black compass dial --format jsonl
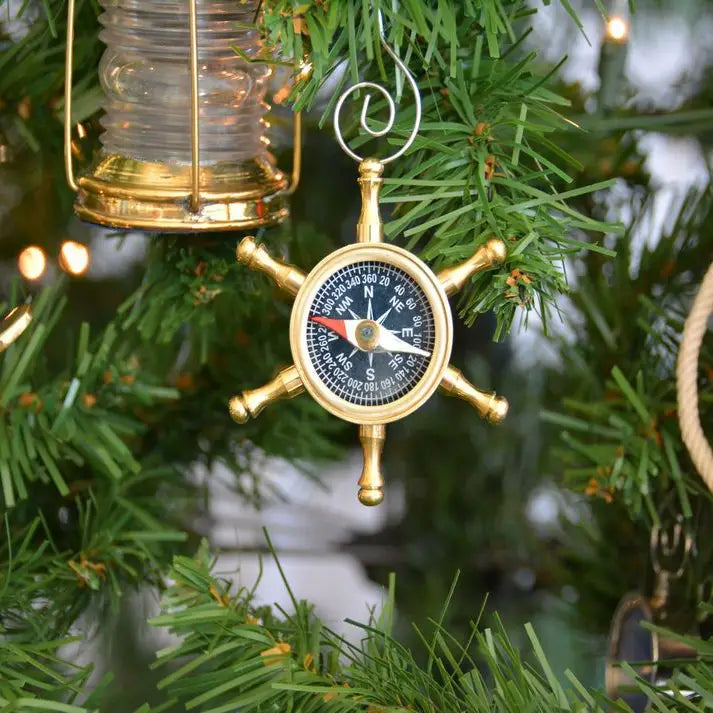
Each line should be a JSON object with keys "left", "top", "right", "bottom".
{"left": 305, "top": 260, "right": 436, "bottom": 406}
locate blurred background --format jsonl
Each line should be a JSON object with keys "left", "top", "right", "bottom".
{"left": 2, "top": 0, "right": 712, "bottom": 709}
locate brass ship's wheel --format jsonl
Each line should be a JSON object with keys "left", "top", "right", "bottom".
{"left": 229, "top": 158, "right": 508, "bottom": 506}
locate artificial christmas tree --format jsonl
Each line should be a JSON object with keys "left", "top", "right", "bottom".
{"left": 1, "top": 1, "right": 711, "bottom": 711}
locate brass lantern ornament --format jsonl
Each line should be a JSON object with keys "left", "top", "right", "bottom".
{"left": 607, "top": 593, "right": 699, "bottom": 712}
{"left": 606, "top": 521, "right": 702, "bottom": 712}
{"left": 228, "top": 16, "right": 509, "bottom": 506}
{"left": 64, "top": 0, "right": 299, "bottom": 231}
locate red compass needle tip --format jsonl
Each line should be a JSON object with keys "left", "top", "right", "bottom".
{"left": 310, "top": 316, "right": 348, "bottom": 339}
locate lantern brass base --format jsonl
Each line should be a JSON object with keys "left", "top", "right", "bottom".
{"left": 73, "top": 152, "right": 289, "bottom": 232}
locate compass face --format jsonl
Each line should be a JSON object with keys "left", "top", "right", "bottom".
{"left": 305, "top": 260, "right": 436, "bottom": 406}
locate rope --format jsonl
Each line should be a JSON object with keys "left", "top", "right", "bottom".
{"left": 677, "top": 261, "right": 713, "bottom": 494}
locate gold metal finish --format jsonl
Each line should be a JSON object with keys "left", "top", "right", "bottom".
{"left": 285, "top": 111, "right": 303, "bottom": 196}
{"left": 64, "top": 0, "right": 79, "bottom": 192}
{"left": 230, "top": 143, "right": 509, "bottom": 506}
{"left": 440, "top": 366, "right": 508, "bottom": 424}
{"left": 188, "top": 0, "right": 200, "bottom": 214}
{"left": 606, "top": 592, "right": 698, "bottom": 710}
{"left": 229, "top": 365, "right": 304, "bottom": 423}
{"left": 236, "top": 237, "right": 306, "bottom": 297}
{"left": 74, "top": 154, "right": 289, "bottom": 231}
{"left": 0, "top": 306, "right": 32, "bottom": 352}
{"left": 355, "top": 320, "right": 380, "bottom": 351}
{"left": 290, "top": 242, "right": 453, "bottom": 425}
{"left": 438, "top": 238, "right": 507, "bottom": 296}
{"left": 64, "top": 0, "right": 303, "bottom": 231}
{"left": 358, "top": 424, "right": 386, "bottom": 506}
{"left": 356, "top": 159, "right": 385, "bottom": 243}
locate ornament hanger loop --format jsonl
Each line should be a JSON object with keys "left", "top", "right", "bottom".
{"left": 333, "top": 9, "right": 422, "bottom": 165}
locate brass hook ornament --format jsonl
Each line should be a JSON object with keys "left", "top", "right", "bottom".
{"left": 229, "top": 11, "right": 508, "bottom": 506}
{"left": 606, "top": 519, "right": 702, "bottom": 712}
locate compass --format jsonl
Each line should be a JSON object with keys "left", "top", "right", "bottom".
{"left": 294, "top": 239, "right": 450, "bottom": 425}
{"left": 229, "top": 18, "right": 508, "bottom": 506}
{"left": 229, "top": 161, "right": 508, "bottom": 505}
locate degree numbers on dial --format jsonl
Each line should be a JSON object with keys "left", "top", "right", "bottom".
{"left": 306, "top": 260, "right": 435, "bottom": 406}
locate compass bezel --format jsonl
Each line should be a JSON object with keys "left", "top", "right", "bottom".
{"left": 290, "top": 242, "right": 452, "bottom": 425}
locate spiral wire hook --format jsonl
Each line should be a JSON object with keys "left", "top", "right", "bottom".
{"left": 333, "top": 9, "right": 422, "bottom": 165}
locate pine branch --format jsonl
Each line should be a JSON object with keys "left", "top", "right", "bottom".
{"left": 541, "top": 189, "right": 713, "bottom": 634}
{"left": 0, "top": 280, "right": 181, "bottom": 509}
{"left": 149, "top": 543, "right": 713, "bottom": 713}
{"left": 0, "top": 517, "right": 97, "bottom": 713}
{"left": 264, "top": 0, "right": 620, "bottom": 336}
{"left": 0, "top": 638, "right": 95, "bottom": 713}
{"left": 0, "top": 233, "right": 344, "bottom": 512}
{"left": 543, "top": 189, "right": 713, "bottom": 526}
{"left": 114, "top": 235, "right": 346, "bottom": 472}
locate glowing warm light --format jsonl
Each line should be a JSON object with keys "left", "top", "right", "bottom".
{"left": 59, "top": 240, "right": 90, "bottom": 276}
{"left": 606, "top": 15, "right": 629, "bottom": 42}
{"left": 298, "top": 59, "right": 313, "bottom": 80}
{"left": 18, "top": 246, "right": 47, "bottom": 280}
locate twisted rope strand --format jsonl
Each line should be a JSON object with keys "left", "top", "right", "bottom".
{"left": 677, "top": 260, "right": 713, "bottom": 494}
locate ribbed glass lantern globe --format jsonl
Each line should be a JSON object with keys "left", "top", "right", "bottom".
{"left": 71, "top": 0, "right": 289, "bottom": 232}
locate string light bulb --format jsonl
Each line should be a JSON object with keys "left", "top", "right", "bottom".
{"left": 59, "top": 240, "right": 90, "bottom": 276}
{"left": 606, "top": 15, "right": 629, "bottom": 42}
{"left": 18, "top": 246, "right": 47, "bottom": 280}
{"left": 298, "top": 59, "right": 313, "bottom": 81}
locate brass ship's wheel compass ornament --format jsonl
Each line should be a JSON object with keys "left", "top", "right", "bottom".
{"left": 230, "top": 13, "right": 509, "bottom": 506}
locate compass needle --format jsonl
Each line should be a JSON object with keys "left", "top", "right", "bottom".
{"left": 376, "top": 326, "right": 431, "bottom": 358}
{"left": 310, "top": 316, "right": 363, "bottom": 350}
